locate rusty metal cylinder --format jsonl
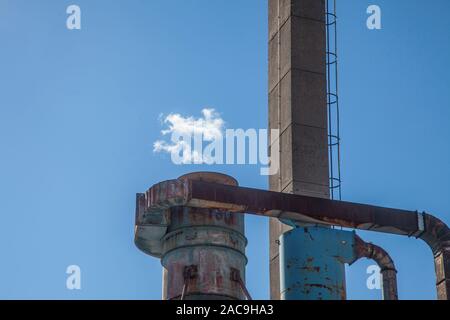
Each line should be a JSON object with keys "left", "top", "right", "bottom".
{"left": 161, "top": 173, "right": 247, "bottom": 300}
{"left": 279, "top": 227, "right": 356, "bottom": 300}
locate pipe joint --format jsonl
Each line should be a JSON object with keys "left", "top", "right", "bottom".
{"left": 419, "top": 213, "right": 450, "bottom": 255}
{"left": 354, "top": 235, "right": 398, "bottom": 300}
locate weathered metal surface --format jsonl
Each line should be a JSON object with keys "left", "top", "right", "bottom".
{"left": 140, "top": 178, "right": 450, "bottom": 249}
{"left": 279, "top": 227, "right": 399, "bottom": 300}
{"left": 280, "top": 227, "right": 356, "bottom": 300}
{"left": 420, "top": 213, "right": 450, "bottom": 254}
{"left": 435, "top": 248, "right": 450, "bottom": 300}
{"left": 134, "top": 193, "right": 170, "bottom": 258}
{"left": 162, "top": 240, "right": 247, "bottom": 300}
{"left": 136, "top": 172, "right": 248, "bottom": 300}
{"left": 138, "top": 176, "right": 450, "bottom": 299}
{"left": 354, "top": 235, "right": 398, "bottom": 300}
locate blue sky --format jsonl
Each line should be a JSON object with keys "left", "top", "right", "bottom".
{"left": 0, "top": 0, "right": 449, "bottom": 300}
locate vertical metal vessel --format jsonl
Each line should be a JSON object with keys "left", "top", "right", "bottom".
{"left": 160, "top": 172, "right": 248, "bottom": 300}
{"left": 279, "top": 227, "right": 357, "bottom": 300}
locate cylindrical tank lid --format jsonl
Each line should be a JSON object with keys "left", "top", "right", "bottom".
{"left": 178, "top": 172, "right": 238, "bottom": 187}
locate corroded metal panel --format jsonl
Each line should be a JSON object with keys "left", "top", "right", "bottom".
{"left": 279, "top": 227, "right": 356, "bottom": 300}
{"left": 136, "top": 173, "right": 248, "bottom": 300}
{"left": 161, "top": 205, "right": 247, "bottom": 300}
{"left": 435, "top": 249, "right": 450, "bottom": 300}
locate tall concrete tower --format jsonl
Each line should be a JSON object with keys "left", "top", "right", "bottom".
{"left": 268, "top": 0, "right": 330, "bottom": 299}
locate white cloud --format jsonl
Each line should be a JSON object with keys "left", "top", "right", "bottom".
{"left": 153, "top": 108, "right": 225, "bottom": 164}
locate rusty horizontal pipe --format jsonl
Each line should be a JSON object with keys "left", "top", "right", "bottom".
{"left": 140, "top": 177, "right": 450, "bottom": 300}
{"left": 354, "top": 235, "right": 398, "bottom": 300}
{"left": 142, "top": 178, "right": 450, "bottom": 252}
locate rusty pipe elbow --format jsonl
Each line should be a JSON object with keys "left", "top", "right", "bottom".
{"left": 355, "top": 235, "right": 396, "bottom": 272}
{"left": 354, "top": 235, "right": 398, "bottom": 300}
{"left": 418, "top": 213, "right": 450, "bottom": 255}
{"left": 418, "top": 213, "right": 450, "bottom": 300}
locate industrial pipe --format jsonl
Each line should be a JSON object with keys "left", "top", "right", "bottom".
{"left": 279, "top": 227, "right": 357, "bottom": 300}
{"left": 419, "top": 214, "right": 450, "bottom": 299}
{"left": 136, "top": 173, "right": 248, "bottom": 300}
{"left": 354, "top": 235, "right": 398, "bottom": 300}
{"left": 137, "top": 176, "right": 450, "bottom": 299}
